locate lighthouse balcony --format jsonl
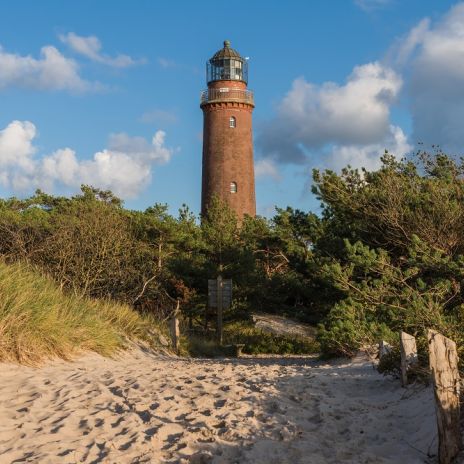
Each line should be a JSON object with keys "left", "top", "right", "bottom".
{"left": 200, "top": 88, "right": 254, "bottom": 106}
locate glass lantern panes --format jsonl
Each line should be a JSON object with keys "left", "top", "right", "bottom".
{"left": 207, "top": 59, "right": 248, "bottom": 84}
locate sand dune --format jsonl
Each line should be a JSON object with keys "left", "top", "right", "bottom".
{"left": 0, "top": 348, "right": 437, "bottom": 463}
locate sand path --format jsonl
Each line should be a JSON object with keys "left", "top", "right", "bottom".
{"left": 0, "top": 349, "right": 437, "bottom": 463}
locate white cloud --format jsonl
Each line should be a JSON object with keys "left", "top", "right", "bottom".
{"left": 255, "top": 158, "right": 281, "bottom": 181}
{"left": 0, "top": 121, "right": 36, "bottom": 170}
{"left": 41, "top": 148, "right": 79, "bottom": 187}
{"left": 258, "top": 2, "right": 464, "bottom": 177}
{"left": 258, "top": 61, "right": 402, "bottom": 167}
{"left": 0, "top": 121, "right": 176, "bottom": 198}
{"left": 59, "top": 32, "right": 145, "bottom": 68}
{"left": 388, "top": 18, "right": 430, "bottom": 67}
{"left": 327, "top": 125, "right": 411, "bottom": 171}
{"left": 0, "top": 45, "right": 97, "bottom": 92}
{"left": 394, "top": 3, "right": 464, "bottom": 152}
{"left": 0, "top": 121, "right": 39, "bottom": 191}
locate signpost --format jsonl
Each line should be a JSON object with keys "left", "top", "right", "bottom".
{"left": 208, "top": 276, "right": 232, "bottom": 345}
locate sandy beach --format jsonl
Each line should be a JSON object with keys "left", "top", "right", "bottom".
{"left": 1, "top": 348, "right": 438, "bottom": 464}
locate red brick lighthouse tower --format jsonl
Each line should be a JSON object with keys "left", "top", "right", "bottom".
{"left": 200, "top": 40, "right": 256, "bottom": 218}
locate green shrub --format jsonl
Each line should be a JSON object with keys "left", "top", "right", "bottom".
{"left": 223, "top": 321, "right": 319, "bottom": 355}
{"left": 317, "top": 299, "right": 395, "bottom": 357}
{"left": 377, "top": 347, "right": 401, "bottom": 377}
{"left": 182, "top": 320, "right": 318, "bottom": 357}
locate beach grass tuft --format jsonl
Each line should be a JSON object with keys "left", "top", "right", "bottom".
{"left": 0, "top": 260, "right": 164, "bottom": 365}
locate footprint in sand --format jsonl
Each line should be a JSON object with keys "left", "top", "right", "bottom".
{"left": 214, "top": 399, "right": 227, "bottom": 408}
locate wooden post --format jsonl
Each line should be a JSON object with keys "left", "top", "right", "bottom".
{"left": 169, "top": 316, "right": 180, "bottom": 354}
{"left": 427, "top": 329, "right": 462, "bottom": 464}
{"left": 169, "top": 300, "right": 180, "bottom": 354}
{"left": 379, "top": 340, "right": 392, "bottom": 359}
{"left": 400, "top": 331, "right": 418, "bottom": 387}
{"left": 234, "top": 344, "right": 245, "bottom": 357}
{"left": 216, "top": 275, "right": 223, "bottom": 345}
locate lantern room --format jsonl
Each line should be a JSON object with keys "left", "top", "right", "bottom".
{"left": 206, "top": 40, "right": 248, "bottom": 84}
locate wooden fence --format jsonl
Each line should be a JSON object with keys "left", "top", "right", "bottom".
{"left": 427, "top": 330, "right": 461, "bottom": 464}
{"left": 380, "top": 330, "right": 462, "bottom": 464}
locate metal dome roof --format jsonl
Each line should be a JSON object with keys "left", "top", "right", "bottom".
{"left": 210, "top": 40, "right": 244, "bottom": 62}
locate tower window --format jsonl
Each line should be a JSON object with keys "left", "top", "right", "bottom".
{"left": 230, "top": 182, "right": 237, "bottom": 193}
{"left": 229, "top": 116, "right": 236, "bottom": 128}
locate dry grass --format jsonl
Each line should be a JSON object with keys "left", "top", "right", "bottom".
{"left": 0, "top": 260, "right": 164, "bottom": 365}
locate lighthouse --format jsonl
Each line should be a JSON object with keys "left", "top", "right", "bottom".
{"left": 200, "top": 40, "right": 256, "bottom": 218}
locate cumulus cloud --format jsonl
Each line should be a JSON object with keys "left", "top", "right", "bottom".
{"left": 0, "top": 121, "right": 175, "bottom": 198}
{"left": 0, "top": 121, "right": 36, "bottom": 168}
{"left": 0, "top": 45, "right": 98, "bottom": 92}
{"left": 0, "top": 121, "right": 38, "bottom": 190}
{"left": 392, "top": 3, "right": 464, "bottom": 152}
{"left": 327, "top": 125, "right": 411, "bottom": 171}
{"left": 258, "top": 62, "right": 403, "bottom": 168}
{"left": 261, "top": 1, "right": 464, "bottom": 172}
{"left": 59, "top": 32, "right": 145, "bottom": 68}
{"left": 257, "top": 4, "right": 464, "bottom": 174}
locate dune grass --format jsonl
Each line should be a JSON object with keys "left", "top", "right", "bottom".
{"left": 0, "top": 260, "right": 164, "bottom": 365}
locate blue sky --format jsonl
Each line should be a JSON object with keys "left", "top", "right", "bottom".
{"left": 0, "top": 0, "right": 461, "bottom": 216}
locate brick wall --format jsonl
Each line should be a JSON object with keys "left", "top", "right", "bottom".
{"left": 201, "top": 80, "right": 256, "bottom": 219}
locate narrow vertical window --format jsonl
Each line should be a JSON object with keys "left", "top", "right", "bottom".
{"left": 230, "top": 182, "right": 237, "bottom": 193}
{"left": 229, "top": 116, "right": 236, "bottom": 128}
